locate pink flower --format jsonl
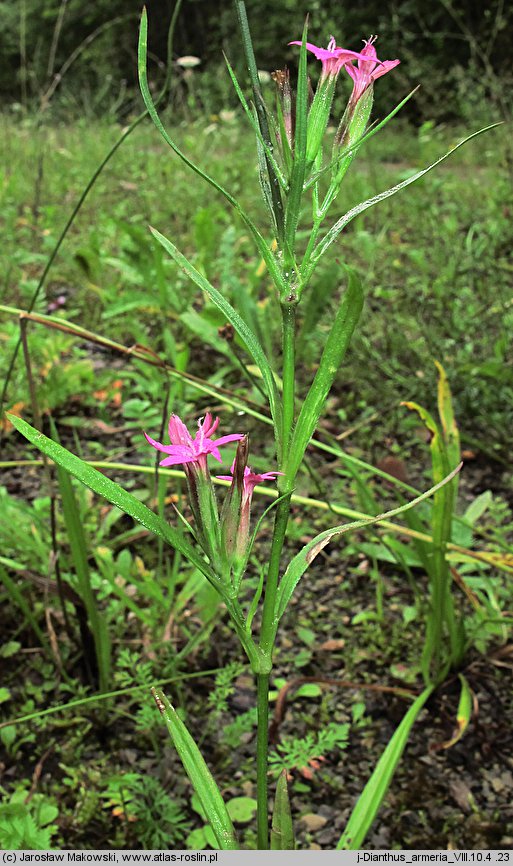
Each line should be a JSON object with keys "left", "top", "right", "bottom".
{"left": 289, "top": 36, "right": 371, "bottom": 79}
{"left": 218, "top": 463, "right": 284, "bottom": 503}
{"left": 218, "top": 462, "right": 283, "bottom": 563}
{"left": 344, "top": 36, "right": 400, "bottom": 104}
{"left": 145, "top": 413, "right": 243, "bottom": 471}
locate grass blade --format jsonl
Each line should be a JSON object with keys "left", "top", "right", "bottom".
{"left": 337, "top": 685, "right": 434, "bottom": 849}
{"left": 0, "top": 563, "right": 47, "bottom": 647}
{"left": 439, "top": 674, "right": 472, "bottom": 749}
{"left": 56, "top": 463, "right": 111, "bottom": 692}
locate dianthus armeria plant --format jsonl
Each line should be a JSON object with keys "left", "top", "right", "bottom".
{"left": 9, "top": 1, "right": 498, "bottom": 850}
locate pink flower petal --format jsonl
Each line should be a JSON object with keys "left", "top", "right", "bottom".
{"left": 289, "top": 40, "right": 371, "bottom": 67}
{"left": 144, "top": 431, "right": 176, "bottom": 454}
{"left": 370, "top": 58, "right": 400, "bottom": 81}
{"left": 214, "top": 433, "right": 245, "bottom": 447}
{"left": 159, "top": 454, "right": 195, "bottom": 467}
{"left": 168, "top": 414, "right": 191, "bottom": 446}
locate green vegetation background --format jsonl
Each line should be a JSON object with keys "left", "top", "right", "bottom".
{"left": 4, "top": 0, "right": 512, "bottom": 122}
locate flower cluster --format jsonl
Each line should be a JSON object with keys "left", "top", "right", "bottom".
{"left": 145, "top": 413, "right": 281, "bottom": 583}
{"left": 144, "top": 412, "right": 242, "bottom": 471}
{"left": 284, "top": 33, "right": 399, "bottom": 168}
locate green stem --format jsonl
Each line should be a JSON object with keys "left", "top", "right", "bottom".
{"left": 253, "top": 286, "right": 297, "bottom": 847}
{"left": 280, "top": 302, "right": 296, "bottom": 451}
{"left": 256, "top": 672, "right": 270, "bottom": 849}
{"left": 253, "top": 491, "right": 292, "bottom": 847}
{"left": 260, "top": 493, "right": 293, "bottom": 657}
{"left": 301, "top": 217, "right": 322, "bottom": 278}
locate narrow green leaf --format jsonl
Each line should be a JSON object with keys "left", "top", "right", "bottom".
{"left": 0, "top": 564, "right": 47, "bottom": 646}
{"left": 150, "top": 227, "right": 282, "bottom": 449}
{"left": 151, "top": 688, "right": 239, "bottom": 849}
{"left": 235, "top": 0, "right": 285, "bottom": 242}
{"left": 337, "top": 685, "right": 434, "bottom": 849}
{"left": 285, "top": 268, "right": 363, "bottom": 481}
{"left": 284, "top": 19, "right": 308, "bottom": 257}
{"left": 435, "top": 360, "right": 460, "bottom": 480}
{"left": 138, "top": 8, "right": 286, "bottom": 294}
{"left": 310, "top": 123, "right": 503, "bottom": 271}
{"left": 271, "top": 770, "right": 294, "bottom": 849}
{"left": 275, "top": 466, "right": 461, "bottom": 624}
{"left": 404, "top": 364, "right": 465, "bottom": 683}
{"left": 223, "top": 54, "right": 286, "bottom": 191}
{"left": 56, "top": 462, "right": 111, "bottom": 692}
{"left": 8, "top": 415, "right": 217, "bottom": 585}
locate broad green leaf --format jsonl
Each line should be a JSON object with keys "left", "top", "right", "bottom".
{"left": 309, "top": 124, "right": 502, "bottom": 273}
{"left": 138, "top": 9, "right": 286, "bottom": 294}
{"left": 151, "top": 689, "right": 238, "bottom": 849}
{"left": 337, "top": 685, "right": 434, "bottom": 849}
{"left": 226, "top": 797, "right": 257, "bottom": 824}
{"left": 186, "top": 827, "right": 209, "bottom": 850}
{"left": 271, "top": 770, "right": 294, "bottom": 850}
{"left": 463, "top": 490, "right": 492, "bottom": 527}
{"left": 275, "top": 466, "right": 461, "bottom": 624}
{"left": 150, "top": 227, "right": 282, "bottom": 450}
{"left": 8, "top": 415, "right": 217, "bottom": 586}
{"left": 286, "top": 268, "right": 363, "bottom": 481}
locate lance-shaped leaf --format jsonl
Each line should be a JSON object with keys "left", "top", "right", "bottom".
{"left": 435, "top": 674, "right": 473, "bottom": 751}
{"left": 402, "top": 363, "right": 464, "bottom": 681}
{"left": 435, "top": 360, "right": 460, "bottom": 495}
{"left": 151, "top": 689, "right": 238, "bottom": 850}
{"left": 235, "top": 0, "right": 285, "bottom": 241}
{"left": 223, "top": 54, "right": 287, "bottom": 193}
{"left": 285, "top": 267, "right": 363, "bottom": 482}
{"left": 337, "top": 684, "right": 434, "bottom": 849}
{"left": 8, "top": 415, "right": 217, "bottom": 586}
{"left": 150, "top": 227, "right": 282, "bottom": 453}
{"left": 271, "top": 770, "right": 294, "bottom": 850}
{"left": 284, "top": 20, "right": 309, "bottom": 261}
{"left": 307, "top": 123, "right": 502, "bottom": 277}
{"left": 56, "top": 461, "right": 111, "bottom": 693}
{"left": 275, "top": 466, "right": 461, "bottom": 624}
{"left": 138, "top": 8, "right": 286, "bottom": 295}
